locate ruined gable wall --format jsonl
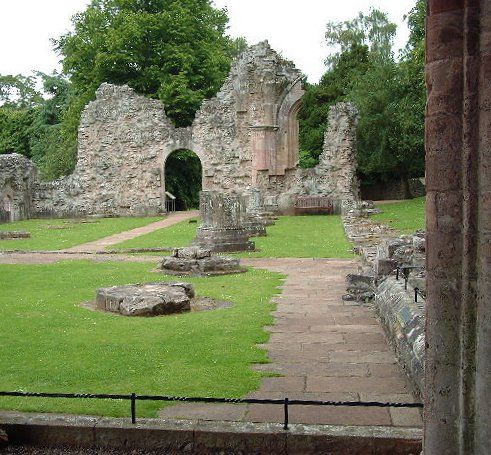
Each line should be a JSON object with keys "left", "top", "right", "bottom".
{"left": 257, "top": 102, "right": 360, "bottom": 213}
{"left": 192, "top": 41, "right": 305, "bottom": 192}
{"left": 25, "top": 42, "right": 359, "bottom": 218}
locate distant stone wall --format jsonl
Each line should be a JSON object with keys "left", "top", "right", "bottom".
{"left": 2, "top": 42, "right": 361, "bottom": 218}
{"left": 360, "top": 178, "right": 426, "bottom": 201}
{"left": 0, "top": 154, "right": 38, "bottom": 221}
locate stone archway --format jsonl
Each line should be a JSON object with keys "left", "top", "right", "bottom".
{"left": 163, "top": 149, "right": 203, "bottom": 211}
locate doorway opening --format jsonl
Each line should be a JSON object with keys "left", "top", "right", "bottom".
{"left": 164, "top": 149, "right": 202, "bottom": 211}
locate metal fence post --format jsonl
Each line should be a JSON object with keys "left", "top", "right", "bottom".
{"left": 284, "top": 397, "right": 289, "bottom": 430}
{"left": 131, "top": 393, "right": 136, "bottom": 424}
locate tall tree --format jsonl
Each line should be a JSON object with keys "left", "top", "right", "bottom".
{"left": 324, "top": 8, "right": 396, "bottom": 68}
{"left": 299, "top": 3, "right": 426, "bottom": 187}
{"left": 0, "top": 74, "right": 41, "bottom": 158}
{"left": 298, "top": 43, "right": 370, "bottom": 167}
{"left": 0, "top": 72, "right": 74, "bottom": 179}
{"left": 53, "top": 0, "right": 242, "bottom": 178}
{"left": 299, "top": 8, "right": 395, "bottom": 169}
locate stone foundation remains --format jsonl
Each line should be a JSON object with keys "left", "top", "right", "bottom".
{"left": 342, "top": 204, "right": 426, "bottom": 398}
{"left": 0, "top": 42, "right": 360, "bottom": 220}
{"left": 159, "top": 246, "right": 245, "bottom": 276}
{"left": 0, "top": 231, "right": 30, "bottom": 240}
{"left": 95, "top": 282, "right": 195, "bottom": 316}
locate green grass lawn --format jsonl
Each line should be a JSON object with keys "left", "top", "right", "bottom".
{"left": 110, "top": 218, "right": 198, "bottom": 251}
{"left": 241, "top": 215, "right": 354, "bottom": 258}
{"left": 111, "top": 215, "right": 354, "bottom": 258}
{"left": 372, "top": 197, "right": 426, "bottom": 234}
{"left": 0, "top": 260, "right": 282, "bottom": 417}
{"left": 0, "top": 217, "right": 163, "bottom": 251}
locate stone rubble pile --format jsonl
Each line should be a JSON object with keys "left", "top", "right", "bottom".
{"left": 0, "top": 231, "right": 31, "bottom": 240}
{"left": 159, "top": 246, "right": 245, "bottom": 276}
{"left": 96, "top": 282, "right": 194, "bottom": 317}
{"left": 342, "top": 202, "right": 426, "bottom": 301}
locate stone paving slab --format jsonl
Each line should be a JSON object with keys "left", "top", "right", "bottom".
{"left": 157, "top": 258, "right": 421, "bottom": 428}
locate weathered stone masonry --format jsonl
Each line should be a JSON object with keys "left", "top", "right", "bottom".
{"left": 0, "top": 42, "right": 360, "bottom": 220}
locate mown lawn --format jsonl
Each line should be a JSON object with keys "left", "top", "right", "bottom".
{"left": 110, "top": 218, "right": 198, "bottom": 251}
{"left": 0, "top": 217, "right": 163, "bottom": 251}
{"left": 111, "top": 215, "right": 354, "bottom": 258}
{"left": 0, "top": 260, "right": 282, "bottom": 417}
{"left": 240, "top": 215, "right": 354, "bottom": 258}
{"left": 372, "top": 197, "right": 426, "bottom": 234}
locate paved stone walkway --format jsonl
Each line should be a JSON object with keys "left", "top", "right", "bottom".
{"left": 64, "top": 210, "right": 199, "bottom": 252}
{"left": 159, "top": 258, "right": 422, "bottom": 428}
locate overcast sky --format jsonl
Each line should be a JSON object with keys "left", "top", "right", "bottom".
{"left": 0, "top": 0, "right": 416, "bottom": 83}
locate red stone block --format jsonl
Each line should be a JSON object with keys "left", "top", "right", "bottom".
{"left": 426, "top": 59, "right": 463, "bottom": 116}
{"left": 426, "top": 231, "right": 463, "bottom": 271}
{"left": 425, "top": 147, "right": 463, "bottom": 192}
{"left": 429, "top": 0, "right": 465, "bottom": 15}
{"left": 426, "top": 11, "right": 463, "bottom": 63}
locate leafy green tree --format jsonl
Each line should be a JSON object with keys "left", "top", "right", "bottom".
{"left": 347, "top": 1, "right": 426, "bottom": 185}
{"left": 0, "top": 74, "right": 40, "bottom": 157}
{"left": 0, "top": 72, "right": 75, "bottom": 179}
{"left": 298, "top": 44, "right": 370, "bottom": 166}
{"left": 28, "top": 73, "right": 75, "bottom": 179}
{"left": 299, "top": 3, "right": 426, "bottom": 187}
{"left": 0, "top": 74, "right": 42, "bottom": 108}
{"left": 324, "top": 8, "right": 396, "bottom": 68}
{"left": 0, "top": 106, "right": 34, "bottom": 157}
{"left": 52, "top": 0, "right": 242, "bottom": 179}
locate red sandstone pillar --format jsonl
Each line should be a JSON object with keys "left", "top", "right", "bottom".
{"left": 425, "top": 0, "right": 490, "bottom": 453}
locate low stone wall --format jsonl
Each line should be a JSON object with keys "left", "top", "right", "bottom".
{"left": 374, "top": 277, "right": 425, "bottom": 398}
{"left": 342, "top": 204, "right": 426, "bottom": 397}
{"left": 360, "top": 178, "right": 425, "bottom": 201}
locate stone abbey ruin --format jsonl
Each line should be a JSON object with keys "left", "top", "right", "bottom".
{"left": 0, "top": 41, "right": 360, "bottom": 222}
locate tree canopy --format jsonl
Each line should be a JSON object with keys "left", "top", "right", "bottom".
{"left": 55, "top": 0, "right": 242, "bottom": 128}
{"left": 0, "top": 72, "right": 73, "bottom": 178}
{"left": 299, "top": 3, "right": 426, "bottom": 185}
{"left": 0, "top": 0, "right": 243, "bottom": 180}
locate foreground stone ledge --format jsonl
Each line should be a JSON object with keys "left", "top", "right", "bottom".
{"left": 0, "top": 411, "right": 422, "bottom": 454}
{"left": 374, "top": 277, "right": 425, "bottom": 398}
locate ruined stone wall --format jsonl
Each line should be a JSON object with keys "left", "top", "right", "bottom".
{"left": 4, "top": 42, "right": 361, "bottom": 218}
{"left": 258, "top": 102, "right": 360, "bottom": 213}
{"left": 342, "top": 205, "right": 426, "bottom": 398}
{"left": 0, "top": 154, "right": 38, "bottom": 221}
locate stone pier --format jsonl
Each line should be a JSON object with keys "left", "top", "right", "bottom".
{"left": 195, "top": 191, "right": 254, "bottom": 253}
{"left": 425, "top": 1, "right": 491, "bottom": 453}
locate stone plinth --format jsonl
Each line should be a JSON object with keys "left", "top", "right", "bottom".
{"left": 0, "top": 231, "right": 31, "bottom": 239}
{"left": 95, "top": 282, "right": 194, "bottom": 316}
{"left": 159, "top": 246, "right": 245, "bottom": 276}
{"left": 195, "top": 191, "right": 254, "bottom": 252}
{"left": 244, "top": 187, "right": 277, "bottom": 226}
